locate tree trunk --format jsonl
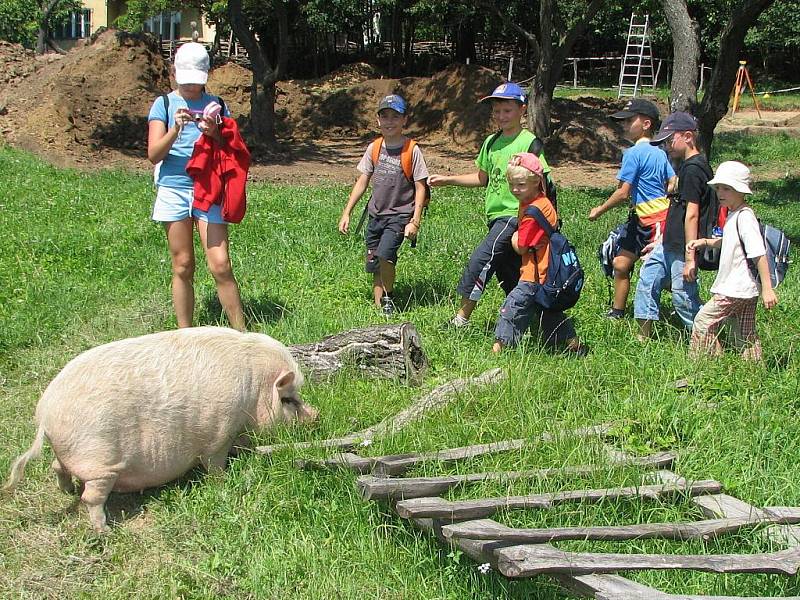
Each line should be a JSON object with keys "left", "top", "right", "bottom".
{"left": 228, "top": 0, "right": 282, "bottom": 142}
{"left": 695, "top": 0, "right": 776, "bottom": 155}
{"left": 36, "top": 0, "right": 61, "bottom": 55}
{"left": 660, "top": 0, "right": 701, "bottom": 112}
{"left": 288, "top": 322, "right": 428, "bottom": 384}
{"left": 453, "top": 18, "right": 476, "bottom": 64}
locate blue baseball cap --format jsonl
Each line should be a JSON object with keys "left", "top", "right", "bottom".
{"left": 650, "top": 111, "right": 698, "bottom": 143}
{"left": 377, "top": 94, "right": 407, "bottom": 114}
{"left": 479, "top": 82, "right": 527, "bottom": 104}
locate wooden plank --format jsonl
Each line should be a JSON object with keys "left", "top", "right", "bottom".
{"left": 255, "top": 368, "right": 504, "bottom": 455}
{"left": 358, "top": 451, "right": 676, "bottom": 501}
{"left": 597, "top": 593, "right": 800, "bottom": 600}
{"left": 656, "top": 472, "right": 800, "bottom": 548}
{"left": 371, "top": 423, "right": 614, "bottom": 476}
{"left": 394, "top": 479, "right": 722, "bottom": 521}
{"left": 442, "top": 513, "right": 800, "bottom": 543}
{"left": 496, "top": 544, "right": 800, "bottom": 577}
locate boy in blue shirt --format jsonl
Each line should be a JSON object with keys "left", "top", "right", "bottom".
{"left": 588, "top": 99, "right": 675, "bottom": 318}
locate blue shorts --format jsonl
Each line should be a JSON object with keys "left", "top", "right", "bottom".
{"left": 152, "top": 186, "right": 227, "bottom": 224}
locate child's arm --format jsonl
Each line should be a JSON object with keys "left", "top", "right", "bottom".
{"left": 511, "top": 231, "right": 526, "bottom": 255}
{"left": 147, "top": 109, "right": 192, "bottom": 164}
{"left": 683, "top": 202, "right": 700, "bottom": 282}
{"left": 686, "top": 237, "right": 722, "bottom": 252}
{"left": 588, "top": 181, "right": 632, "bottom": 221}
{"left": 338, "top": 173, "right": 371, "bottom": 234}
{"left": 404, "top": 180, "right": 427, "bottom": 240}
{"left": 429, "top": 170, "right": 488, "bottom": 188}
{"left": 754, "top": 255, "right": 778, "bottom": 309}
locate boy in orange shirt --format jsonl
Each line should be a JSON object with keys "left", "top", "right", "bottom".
{"left": 493, "top": 153, "right": 586, "bottom": 354}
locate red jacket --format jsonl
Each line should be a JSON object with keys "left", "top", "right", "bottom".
{"left": 187, "top": 117, "right": 251, "bottom": 224}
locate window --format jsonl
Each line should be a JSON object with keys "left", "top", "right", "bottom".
{"left": 54, "top": 9, "right": 92, "bottom": 40}
{"left": 143, "top": 11, "right": 182, "bottom": 40}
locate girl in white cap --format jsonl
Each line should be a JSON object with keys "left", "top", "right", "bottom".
{"left": 686, "top": 161, "right": 777, "bottom": 361}
{"left": 147, "top": 42, "right": 245, "bottom": 331}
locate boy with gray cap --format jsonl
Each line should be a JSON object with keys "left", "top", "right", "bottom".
{"left": 588, "top": 98, "right": 675, "bottom": 319}
{"left": 338, "top": 94, "right": 429, "bottom": 315}
{"left": 634, "top": 111, "right": 713, "bottom": 339}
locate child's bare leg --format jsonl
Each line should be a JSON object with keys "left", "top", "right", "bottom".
{"left": 637, "top": 319, "right": 653, "bottom": 339}
{"left": 197, "top": 220, "right": 246, "bottom": 331}
{"left": 164, "top": 219, "right": 196, "bottom": 328}
{"left": 612, "top": 251, "right": 636, "bottom": 311}
{"left": 492, "top": 340, "right": 504, "bottom": 353}
{"left": 458, "top": 298, "right": 477, "bottom": 320}
{"left": 379, "top": 259, "right": 396, "bottom": 295}
{"left": 372, "top": 273, "right": 384, "bottom": 307}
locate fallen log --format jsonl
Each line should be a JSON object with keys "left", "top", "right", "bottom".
{"left": 394, "top": 479, "right": 723, "bottom": 521}
{"left": 255, "top": 368, "right": 505, "bottom": 456}
{"left": 288, "top": 322, "right": 427, "bottom": 384}
{"left": 358, "top": 450, "right": 676, "bottom": 501}
{"left": 497, "top": 544, "right": 800, "bottom": 577}
{"left": 443, "top": 511, "right": 800, "bottom": 543}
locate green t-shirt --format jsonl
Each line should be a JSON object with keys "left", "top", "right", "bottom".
{"left": 475, "top": 129, "right": 551, "bottom": 222}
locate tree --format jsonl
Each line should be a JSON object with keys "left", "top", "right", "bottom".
{"left": 660, "top": 0, "right": 776, "bottom": 154}
{"left": 0, "top": 0, "right": 79, "bottom": 50}
{"left": 227, "top": 0, "right": 288, "bottom": 142}
{"left": 480, "top": 0, "right": 605, "bottom": 139}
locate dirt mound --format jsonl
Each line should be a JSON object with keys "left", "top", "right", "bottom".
{"left": 0, "top": 42, "right": 42, "bottom": 95}
{"left": 207, "top": 62, "right": 251, "bottom": 118}
{"left": 0, "top": 30, "right": 170, "bottom": 164}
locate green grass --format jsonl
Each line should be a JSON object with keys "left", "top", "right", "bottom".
{"left": 1, "top": 141, "right": 800, "bottom": 599}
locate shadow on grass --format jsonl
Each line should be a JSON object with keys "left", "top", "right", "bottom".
{"left": 199, "top": 290, "right": 288, "bottom": 327}
{"left": 393, "top": 278, "right": 453, "bottom": 311}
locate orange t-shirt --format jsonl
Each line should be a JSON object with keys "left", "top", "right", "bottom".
{"left": 517, "top": 195, "right": 557, "bottom": 284}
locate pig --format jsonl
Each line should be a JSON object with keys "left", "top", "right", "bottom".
{"left": 3, "top": 326, "right": 317, "bottom": 532}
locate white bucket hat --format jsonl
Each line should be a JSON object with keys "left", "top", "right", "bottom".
{"left": 174, "top": 42, "right": 209, "bottom": 85}
{"left": 707, "top": 160, "right": 752, "bottom": 194}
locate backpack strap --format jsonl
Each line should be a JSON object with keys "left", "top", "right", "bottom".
{"left": 527, "top": 136, "right": 544, "bottom": 157}
{"left": 161, "top": 93, "right": 170, "bottom": 125}
{"left": 485, "top": 130, "right": 503, "bottom": 152}
{"left": 371, "top": 136, "right": 383, "bottom": 167}
{"left": 523, "top": 204, "right": 557, "bottom": 237}
{"left": 217, "top": 96, "right": 226, "bottom": 115}
{"left": 371, "top": 137, "right": 416, "bottom": 182}
{"left": 400, "top": 139, "right": 415, "bottom": 181}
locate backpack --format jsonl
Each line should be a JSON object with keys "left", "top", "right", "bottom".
{"left": 524, "top": 205, "right": 585, "bottom": 312}
{"left": 736, "top": 209, "right": 791, "bottom": 288}
{"left": 487, "top": 131, "right": 557, "bottom": 209}
{"left": 689, "top": 161, "right": 727, "bottom": 271}
{"left": 598, "top": 222, "right": 627, "bottom": 278}
{"left": 371, "top": 136, "right": 431, "bottom": 207}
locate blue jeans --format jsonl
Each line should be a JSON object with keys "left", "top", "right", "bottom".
{"left": 633, "top": 244, "right": 702, "bottom": 329}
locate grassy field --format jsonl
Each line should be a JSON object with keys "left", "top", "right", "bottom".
{"left": 1, "top": 134, "right": 799, "bottom": 599}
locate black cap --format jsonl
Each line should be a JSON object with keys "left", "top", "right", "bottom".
{"left": 650, "top": 111, "right": 698, "bottom": 143}
{"left": 611, "top": 98, "right": 660, "bottom": 122}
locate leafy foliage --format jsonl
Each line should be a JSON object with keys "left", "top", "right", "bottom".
{"left": 0, "top": 0, "right": 81, "bottom": 47}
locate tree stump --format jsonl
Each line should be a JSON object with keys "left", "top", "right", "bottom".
{"left": 288, "top": 322, "right": 427, "bottom": 385}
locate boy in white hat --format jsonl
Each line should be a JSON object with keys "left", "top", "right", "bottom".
{"left": 686, "top": 161, "right": 777, "bottom": 360}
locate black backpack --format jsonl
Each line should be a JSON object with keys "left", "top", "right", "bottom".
{"left": 487, "top": 131, "right": 557, "bottom": 210}
{"left": 687, "top": 161, "right": 725, "bottom": 271}
{"left": 524, "top": 205, "right": 585, "bottom": 312}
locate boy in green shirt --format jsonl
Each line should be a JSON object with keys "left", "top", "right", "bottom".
{"left": 429, "top": 82, "right": 551, "bottom": 326}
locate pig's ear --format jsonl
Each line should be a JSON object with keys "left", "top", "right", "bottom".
{"left": 274, "top": 370, "right": 296, "bottom": 392}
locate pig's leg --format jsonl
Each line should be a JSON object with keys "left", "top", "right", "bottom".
{"left": 81, "top": 475, "right": 117, "bottom": 533}
{"left": 51, "top": 458, "right": 75, "bottom": 494}
{"left": 201, "top": 445, "right": 231, "bottom": 473}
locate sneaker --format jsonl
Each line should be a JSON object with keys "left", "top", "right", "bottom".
{"left": 442, "top": 314, "right": 469, "bottom": 329}
{"left": 605, "top": 308, "right": 625, "bottom": 320}
{"left": 381, "top": 294, "right": 395, "bottom": 316}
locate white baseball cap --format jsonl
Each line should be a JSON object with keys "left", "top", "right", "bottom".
{"left": 174, "top": 42, "right": 209, "bottom": 85}
{"left": 707, "top": 161, "right": 753, "bottom": 194}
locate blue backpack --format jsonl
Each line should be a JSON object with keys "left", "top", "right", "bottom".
{"left": 524, "top": 205, "right": 585, "bottom": 311}
{"left": 736, "top": 209, "right": 791, "bottom": 288}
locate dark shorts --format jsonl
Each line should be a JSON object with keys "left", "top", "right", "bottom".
{"left": 365, "top": 213, "right": 411, "bottom": 273}
{"left": 494, "top": 281, "right": 577, "bottom": 348}
{"left": 617, "top": 213, "right": 658, "bottom": 257}
{"left": 456, "top": 216, "right": 521, "bottom": 300}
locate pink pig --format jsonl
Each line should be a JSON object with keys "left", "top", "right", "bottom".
{"left": 4, "top": 327, "right": 317, "bottom": 532}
